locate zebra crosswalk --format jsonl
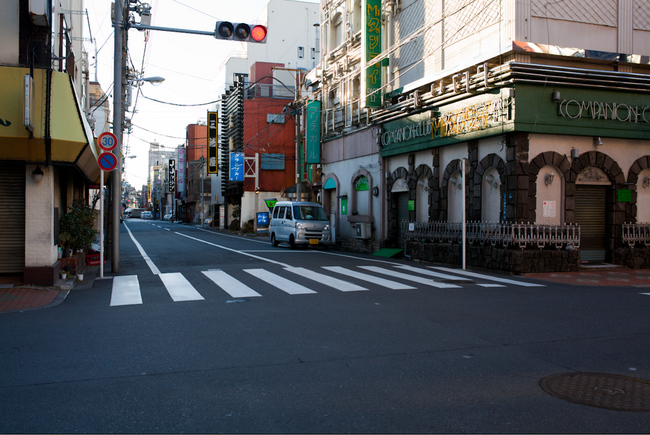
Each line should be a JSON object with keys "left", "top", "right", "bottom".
{"left": 108, "top": 264, "right": 545, "bottom": 307}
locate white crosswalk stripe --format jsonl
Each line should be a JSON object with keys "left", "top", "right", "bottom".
{"left": 110, "top": 275, "right": 142, "bottom": 306}
{"left": 323, "top": 266, "right": 416, "bottom": 290}
{"left": 109, "top": 264, "right": 546, "bottom": 306}
{"left": 430, "top": 267, "right": 545, "bottom": 287}
{"left": 284, "top": 267, "right": 368, "bottom": 292}
{"left": 359, "top": 266, "right": 461, "bottom": 288}
{"left": 394, "top": 265, "right": 506, "bottom": 288}
{"left": 394, "top": 265, "right": 474, "bottom": 282}
{"left": 202, "top": 270, "right": 262, "bottom": 298}
{"left": 159, "top": 272, "right": 204, "bottom": 301}
{"left": 244, "top": 268, "right": 317, "bottom": 295}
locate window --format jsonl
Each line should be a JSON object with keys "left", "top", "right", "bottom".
{"left": 261, "top": 154, "right": 285, "bottom": 170}
{"left": 298, "top": 46, "right": 304, "bottom": 58}
{"left": 330, "top": 10, "right": 344, "bottom": 51}
{"left": 353, "top": 175, "right": 370, "bottom": 216}
{"left": 267, "top": 114, "right": 285, "bottom": 124}
{"left": 293, "top": 205, "right": 328, "bottom": 221}
{"left": 311, "top": 47, "right": 316, "bottom": 59}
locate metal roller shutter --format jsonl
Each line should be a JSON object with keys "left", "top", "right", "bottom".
{"left": 0, "top": 164, "right": 25, "bottom": 273}
{"left": 575, "top": 185, "right": 606, "bottom": 262}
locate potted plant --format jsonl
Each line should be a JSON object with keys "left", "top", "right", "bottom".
{"left": 58, "top": 199, "right": 98, "bottom": 274}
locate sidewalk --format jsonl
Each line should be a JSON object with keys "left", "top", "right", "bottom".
{"left": 0, "top": 265, "right": 102, "bottom": 314}
{"left": 524, "top": 267, "right": 650, "bottom": 287}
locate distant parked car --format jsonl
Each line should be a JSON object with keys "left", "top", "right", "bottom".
{"left": 163, "top": 213, "right": 172, "bottom": 221}
{"left": 141, "top": 211, "right": 152, "bottom": 220}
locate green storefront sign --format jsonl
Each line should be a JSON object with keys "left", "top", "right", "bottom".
{"left": 365, "top": 0, "right": 382, "bottom": 108}
{"left": 305, "top": 100, "right": 321, "bottom": 164}
{"left": 380, "top": 84, "right": 650, "bottom": 157}
{"left": 515, "top": 84, "right": 650, "bottom": 139}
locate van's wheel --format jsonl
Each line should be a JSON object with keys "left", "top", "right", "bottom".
{"left": 271, "top": 233, "right": 279, "bottom": 247}
{"left": 289, "top": 235, "right": 297, "bottom": 249}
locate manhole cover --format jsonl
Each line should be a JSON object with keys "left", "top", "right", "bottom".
{"left": 540, "top": 372, "right": 650, "bottom": 412}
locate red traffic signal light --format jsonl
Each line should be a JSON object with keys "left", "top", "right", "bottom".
{"left": 215, "top": 21, "right": 267, "bottom": 44}
{"left": 250, "top": 25, "right": 267, "bottom": 43}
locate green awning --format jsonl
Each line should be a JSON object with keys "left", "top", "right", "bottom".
{"left": 323, "top": 178, "right": 337, "bottom": 189}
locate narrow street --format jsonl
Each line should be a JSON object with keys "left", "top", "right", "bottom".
{"left": 1, "top": 221, "right": 648, "bottom": 433}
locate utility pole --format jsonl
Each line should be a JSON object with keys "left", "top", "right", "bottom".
{"left": 111, "top": 0, "right": 125, "bottom": 273}
{"left": 273, "top": 67, "right": 305, "bottom": 201}
{"left": 200, "top": 156, "right": 205, "bottom": 228}
{"left": 110, "top": 13, "right": 265, "bottom": 271}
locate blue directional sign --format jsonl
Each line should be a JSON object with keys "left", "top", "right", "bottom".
{"left": 230, "top": 152, "right": 244, "bottom": 181}
{"left": 98, "top": 152, "right": 118, "bottom": 171}
{"left": 256, "top": 212, "right": 269, "bottom": 227}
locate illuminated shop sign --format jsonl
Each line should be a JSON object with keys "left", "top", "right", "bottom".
{"left": 381, "top": 97, "right": 512, "bottom": 147}
{"left": 558, "top": 99, "right": 650, "bottom": 124}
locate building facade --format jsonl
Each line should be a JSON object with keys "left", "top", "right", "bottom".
{"left": 316, "top": 0, "right": 650, "bottom": 271}
{"left": 213, "top": 0, "right": 321, "bottom": 226}
{"left": 0, "top": 0, "right": 99, "bottom": 283}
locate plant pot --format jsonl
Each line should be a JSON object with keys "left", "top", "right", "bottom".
{"left": 60, "top": 273, "right": 67, "bottom": 280}
{"left": 77, "top": 274, "right": 84, "bottom": 281}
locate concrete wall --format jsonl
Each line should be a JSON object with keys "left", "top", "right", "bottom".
{"left": 24, "top": 165, "right": 57, "bottom": 267}
{"left": 0, "top": 1, "right": 19, "bottom": 64}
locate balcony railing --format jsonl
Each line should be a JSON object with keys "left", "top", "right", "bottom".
{"left": 622, "top": 223, "right": 650, "bottom": 248}
{"left": 400, "top": 221, "right": 581, "bottom": 250}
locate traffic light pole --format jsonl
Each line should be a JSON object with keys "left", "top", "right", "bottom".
{"left": 111, "top": 17, "right": 264, "bottom": 272}
{"left": 129, "top": 24, "right": 214, "bottom": 36}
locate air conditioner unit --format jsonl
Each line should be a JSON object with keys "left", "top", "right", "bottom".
{"left": 355, "top": 223, "right": 371, "bottom": 239}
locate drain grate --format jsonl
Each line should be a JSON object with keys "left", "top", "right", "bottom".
{"left": 540, "top": 372, "right": 650, "bottom": 412}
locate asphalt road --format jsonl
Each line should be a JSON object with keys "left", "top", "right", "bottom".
{"left": 1, "top": 219, "right": 649, "bottom": 433}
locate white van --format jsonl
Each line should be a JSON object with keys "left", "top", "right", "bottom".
{"left": 269, "top": 201, "right": 332, "bottom": 249}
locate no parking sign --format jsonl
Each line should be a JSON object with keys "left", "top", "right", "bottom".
{"left": 98, "top": 152, "right": 118, "bottom": 172}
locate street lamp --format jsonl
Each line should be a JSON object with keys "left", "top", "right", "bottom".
{"left": 133, "top": 76, "right": 165, "bottom": 85}
{"left": 125, "top": 76, "right": 165, "bottom": 110}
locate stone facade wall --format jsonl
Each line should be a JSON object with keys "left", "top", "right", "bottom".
{"left": 404, "top": 241, "right": 581, "bottom": 274}
{"left": 613, "top": 248, "right": 650, "bottom": 269}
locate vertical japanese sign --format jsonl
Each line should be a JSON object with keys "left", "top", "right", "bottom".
{"left": 364, "top": 0, "right": 382, "bottom": 108}
{"left": 177, "top": 147, "right": 186, "bottom": 194}
{"left": 207, "top": 111, "right": 218, "bottom": 174}
{"left": 230, "top": 152, "right": 244, "bottom": 182}
{"left": 168, "top": 159, "right": 176, "bottom": 193}
{"left": 305, "top": 100, "right": 321, "bottom": 164}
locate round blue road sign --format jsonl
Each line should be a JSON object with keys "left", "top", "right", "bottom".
{"left": 98, "top": 152, "right": 118, "bottom": 171}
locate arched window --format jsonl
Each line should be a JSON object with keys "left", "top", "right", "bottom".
{"left": 638, "top": 169, "right": 650, "bottom": 223}
{"left": 536, "top": 165, "right": 564, "bottom": 225}
{"left": 416, "top": 176, "right": 429, "bottom": 222}
{"left": 448, "top": 171, "right": 463, "bottom": 223}
{"left": 330, "top": 10, "right": 344, "bottom": 51}
{"left": 353, "top": 175, "right": 370, "bottom": 216}
{"left": 481, "top": 168, "right": 501, "bottom": 222}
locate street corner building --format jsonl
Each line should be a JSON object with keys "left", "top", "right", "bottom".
{"left": 0, "top": 1, "right": 104, "bottom": 285}
{"left": 315, "top": 0, "right": 650, "bottom": 273}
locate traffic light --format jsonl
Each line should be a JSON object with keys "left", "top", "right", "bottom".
{"left": 214, "top": 21, "right": 267, "bottom": 43}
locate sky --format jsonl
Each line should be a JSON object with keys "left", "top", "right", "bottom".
{"left": 85, "top": 0, "right": 274, "bottom": 187}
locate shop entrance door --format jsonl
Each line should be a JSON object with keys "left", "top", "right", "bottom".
{"left": 575, "top": 184, "right": 607, "bottom": 263}
{"left": 396, "top": 192, "right": 410, "bottom": 247}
